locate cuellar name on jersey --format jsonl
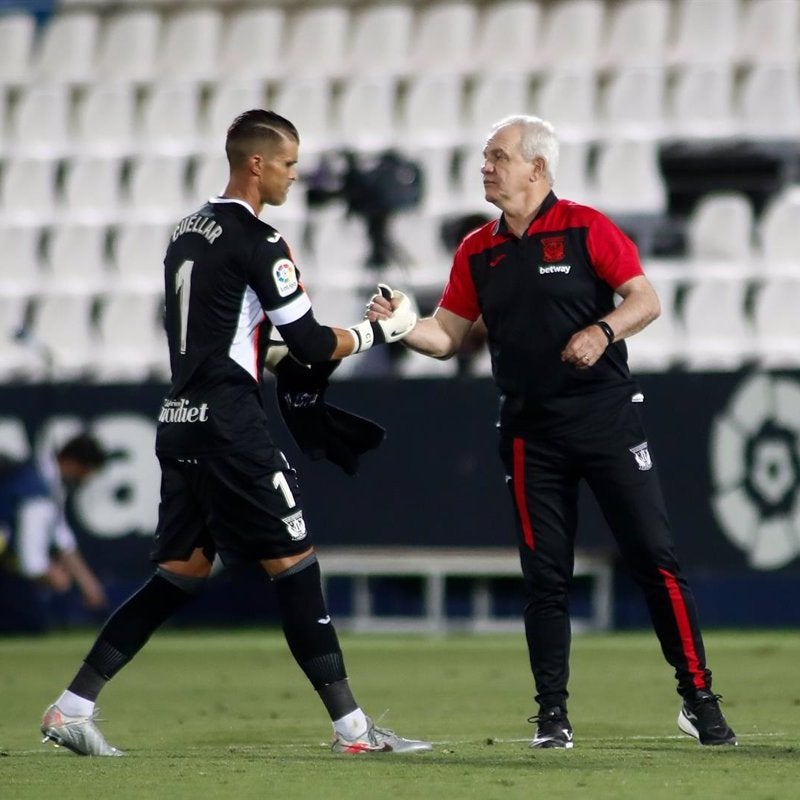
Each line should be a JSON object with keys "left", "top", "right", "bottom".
{"left": 158, "top": 398, "right": 210, "bottom": 423}
{"left": 171, "top": 214, "right": 224, "bottom": 244}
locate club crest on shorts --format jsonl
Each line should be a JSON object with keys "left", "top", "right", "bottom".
{"left": 629, "top": 441, "right": 653, "bottom": 471}
{"left": 282, "top": 509, "right": 307, "bottom": 540}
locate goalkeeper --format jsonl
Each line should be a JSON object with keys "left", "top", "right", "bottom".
{"left": 40, "top": 110, "right": 430, "bottom": 757}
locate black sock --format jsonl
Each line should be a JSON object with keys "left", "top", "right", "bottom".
{"left": 273, "top": 555, "right": 356, "bottom": 719}
{"left": 68, "top": 573, "right": 196, "bottom": 697}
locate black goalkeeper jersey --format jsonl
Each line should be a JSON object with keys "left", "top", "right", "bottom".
{"left": 156, "top": 197, "right": 313, "bottom": 457}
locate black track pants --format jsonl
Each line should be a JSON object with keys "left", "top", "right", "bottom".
{"left": 499, "top": 393, "right": 712, "bottom": 710}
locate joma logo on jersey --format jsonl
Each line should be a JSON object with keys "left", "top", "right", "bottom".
{"left": 272, "top": 258, "right": 298, "bottom": 297}
{"left": 158, "top": 398, "right": 210, "bottom": 423}
{"left": 539, "top": 265, "right": 572, "bottom": 275}
{"left": 282, "top": 510, "right": 307, "bottom": 541}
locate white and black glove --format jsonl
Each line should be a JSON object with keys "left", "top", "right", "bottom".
{"left": 348, "top": 283, "right": 417, "bottom": 354}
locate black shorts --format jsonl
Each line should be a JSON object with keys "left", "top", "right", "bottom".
{"left": 151, "top": 449, "right": 312, "bottom": 565}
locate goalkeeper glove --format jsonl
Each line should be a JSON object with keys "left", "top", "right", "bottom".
{"left": 348, "top": 283, "right": 416, "bottom": 353}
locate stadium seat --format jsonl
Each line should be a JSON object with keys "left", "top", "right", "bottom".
{"left": 738, "top": 0, "right": 799, "bottom": 67}
{"left": 397, "top": 348, "right": 459, "bottom": 379}
{"left": 0, "top": 296, "right": 43, "bottom": 383}
{"left": 0, "top": 157, "right": 58, "bottom": 226}
{"left": 154, "top": 6, "right": 223, "bottom": 83}
{"left": 94, "top": 290, "right": 169, "bottom": 382}
{"left": 94, "top": 7, "right": 161, "bottom": 84}
{"left": 758, "top": 187, "right": 800, "bottom": 270}
{"left": 408, "top": 1, "right": 478, "bottom": 76}
{"left": 599, "top": 67, "right": 667, "bottom": 141}
{"left": 0, "top": 224, "right": 43, "bottom": 298}
{"left": 345, "top": 3, "right": 414, "bottom": 78}
{"left": 61, "top": 156, "right": 125, "bottom": 225}
{"left": 553, "top": 141, "right": 594, "bottom": 206}
{"left": 666, "top": 64, "right": 737, "bottom": 139}
{"left": 137, "top": 82, "right": 203, "bottom": 156}
{"left": 192, "top": 153, "right": 229, "bottom": 204}
{"left": 282, "top": 5, "right": 350, "bottom": 80}
{"left": 686, "top": 192, "right": 755, "bottom": 272}
{"left": 218, "top": 7, "right": 286, "bottom": 81}
{"left": 413, "top": 145, "right": 461, "bottom": 214}
{"left": 43, "top": 223, "right": 110, "bottom": 295}
{"left": 72, "top": 82, "right": 137, "bottom": 158}
{"left": 535, "top": 0, "right": 606, "bottom": 72}
{"left": 592, "top": 139, "right": 667, "bottom": 216}
{"left": 600, "top": 0, "right": 671, "bottom": 70}
{"left": 752, "top": 276, "right": 800, "bottom": 367}
{"left": 399, "top": 74, "right": 466, "bottom": 148}
{"left": 30, "top": 10, "right": 99, "bottom": 85}
{"left": 202, "top": 81, "right": 268, "bottom": 153}
{"left": 464, "top": 74, "right": 532, "bottom": 144}
{"left": 625, "top": 272, "right": 684, "bottom": 373}
{"left": 453, "top": 145, "right": 494, "bottom": 213}
{"left": 27, "top": 293, "right": 98, "bottom": 381}
{"left": 110, "top": 221, "right": 171, "bottom": 294}
{"left": 474, "top": 0, "right": 541, "bottom": 75}
{"left": 534, "top": 69, "right": 598, "bottom": 143}
{"left": 6, "top": 85, "right": 72, "bottom": 158}
{"left": 303, "top": 205, "right": 370, "bottom": 285}
{"left": 0, "top": 10, "right": 36, "bottom": 88}
{"left": 124, "top": 155, "right": 191, "bottom": 224}
{"left": 669, "top": 0, "right": 740, "bottom": 66}
{"left": 271, "top": 78, "right": 335, "bottom": 155}
{"left": 737, "top": 64, "right": 800, "bottom": 140}
{"left": 680, "top": 275, "right": 755, "bottom": 370}
{"left": 336, "top": 76, "right": 399, "bottom": 152}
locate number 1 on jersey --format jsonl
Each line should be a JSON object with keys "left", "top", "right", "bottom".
{"left": 175, "top": 260, "right": 194, "bottom": 354}
{"left": 272, "top": 471, "right": 296, "bottom": 509}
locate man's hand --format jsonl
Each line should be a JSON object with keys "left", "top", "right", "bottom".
{"left": 349, "top": 284, "right": 417, "bottom": 352}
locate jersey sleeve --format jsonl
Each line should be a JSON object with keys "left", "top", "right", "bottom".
{"left": 586, "top": 213, "right": 644, "bottom": 289}
{"left": 247, "top": 237, "right": 312, "bottom": 326}
{"left": 438, "top": 243, "right": 481, "bottom": 321}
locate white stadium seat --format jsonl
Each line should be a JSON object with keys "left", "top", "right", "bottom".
{"left": 73, "top": 82, "right": 138, "bottom": 158}
{"left": 110, "top": 221, "right": 171, "bottom": 294}
{"left": 0, "top": 157, "right": 58, "bottom": 226}
{"left": 94, "top": 8, "right": 161, "bottom": 84}
{"left": 155, "top": 7, "right": 223, "bottom": 83}
{"left": 282, "top": 5, "right": 350, "bottom": 80}
{"left": 61, "top": 156, "right": 125, "bottom": 225}
{"left": 680, "top": 276, "right": 754, "bottom": 370}
{"left": 30, "top": 10, "right": 99, "bottom": 85}
{"left": 601, "top": 0, "right": 671, "bottom": 70}
{"left": 535, "top": 0, "right": 606, "bottom": 72}
{"left": 345, "top": 3, "right": 414, "bottom": 78}
{"left": 0, "top": 10, "right": 36, "bottom": 87}
{"left": 0, "top": 224, "right": 44, "bottom": 298}
{"left": 218, "top": 7, "right": 286, "bottom": 81}
{"left": 137, "top": 82, "right": 203, "bottom": 156}
{"left": 752, "top": 277, "right": 800, "bottom": 368}
{"left": 43, "top": 223, "right": 111, "bottom": 295}
{"left": 669, "top": 0, "right": 740, "bottom": 66}
{"left": 686, "top": 192, "right": 755, "bottom": 270}
{"left": 474, "top": 1, "right": 541, "bottom": 75}
{"left": 6, "top": 85, "right": 72, "bottom": 158}
{"left": 409, "top": 1, "right": 478, "bottom": 76}
{"left": 738, "top": 0, "right": 799, "bottom": 67}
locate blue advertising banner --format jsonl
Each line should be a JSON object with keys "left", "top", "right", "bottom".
{"left": 2, "top": 370, "right": 799, "bottom": 627}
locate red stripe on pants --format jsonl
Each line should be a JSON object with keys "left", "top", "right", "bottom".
{"left": 658, "top": 567, "right": 705, "bottom": 689}
{"left": 513, "top": 437, "right": 535, "bottom": 550}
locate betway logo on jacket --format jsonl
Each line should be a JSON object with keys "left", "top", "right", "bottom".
{"left": 539, "top": 264, "right": 572, "bottom": 274}
{"left": 158, "top": 398, "right": 210, "bottom": 423}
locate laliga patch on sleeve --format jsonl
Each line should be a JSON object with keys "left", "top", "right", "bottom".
{"left": 272, "top": 258, "right": 298, "bottom": 297}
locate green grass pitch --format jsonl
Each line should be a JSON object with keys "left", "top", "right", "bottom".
{"left": 1, "top": 629, "right": 798, "bottom": 800}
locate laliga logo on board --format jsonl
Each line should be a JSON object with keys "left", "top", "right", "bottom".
{"left": 710, "top": 373, "right": 800, "bottom": 569}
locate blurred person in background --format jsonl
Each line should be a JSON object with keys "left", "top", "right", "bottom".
{"left": 40, "top": 109, "right": 430, "bottom": 758}
{"left": 0, "top": 432, "right": 108, "bottom": 633}
{"left": 370, "top": 115, "right": 736, "bottom": 749}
